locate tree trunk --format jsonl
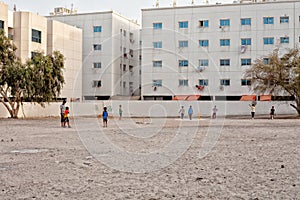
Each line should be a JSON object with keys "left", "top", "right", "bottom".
{"left": 290, "top": 104, "right": 300, "bottom": 116}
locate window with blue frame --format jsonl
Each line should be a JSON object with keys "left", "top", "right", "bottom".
{"left": 241, "top": 18, "right": 251, "bottom": 25}
{"left": 32, "top": 29, "right": 41, "bottom": 43}
{"left": 199, "top": 59, "right": 209, "bottom": 67}
{"left": 153, "top": 22, "right": 162, "bottom": 29}
{"left": 220, "top": 39, "right": 230, "bottom": 46}
{"left": 263, "top": 58, "right": 270, "bottom": 64}
{"left": 199, "top": 79, "right": 208, "bottom": 86}
{"left": 179, "top": 40, "right": 188, "bottom": 48}
{"left": 199, "top": 40, "right": 209, "bottom": 47}
{"left": 220, "top": 19, "right": 230, "bottom": 26}
{"left": 153, "top": 60, "right": 162, "bottom": 67}
{"left": 153, "top": 80, "right": 162, "bottom": 87}
{"left": 179, "top": 21, "right": 188, "bottom": 28}
{"left": 93, "top": 26, "right": 102, "bottom": 32}
{"left": 241, "top": 79, "right": 251, "bottom": 86}
{"left": 263, "top": 37, "right": 274, "bottom": 45}
{"left": 263, "top": 17, "right": 274, "bottom": 24}
{"left": 220, "top": 59, "right": 230, "bottom": 66}
{"left": 199, "top": 20, "right": 209, "bottom": 27}
{"left": 179, "top": 60, "right": 188, "bottom": 67}
{"left": 280, "top": 16, "right": 289, "bottom": 23}
{"left": 241, "top": 38, "right": 251, "bottom": 45}
{"left": 220, "top": 79, "right": 230, "bottom": 86}
{"left": 179, "top": 79, "right": 188, "bottom": 86}
{"left": 153, "top": 41, "right": 162, "bottom": 48}
{"left": 280, "top": 37, "right": 289, "bottom": 44}
{"left": 241, "top": 58, "right": 251, "bottom": 66}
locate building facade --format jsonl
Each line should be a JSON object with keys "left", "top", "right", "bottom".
{"left": 141, "top": 0, "right": 300, "bottom": 101}
{"left": 0, "top": 2, "right": 82, "bottom": 101}
{"left": 48, "top": 11, "right": 141, "bottom": 100}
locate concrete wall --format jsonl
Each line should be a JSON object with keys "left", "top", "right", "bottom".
{"left": 47, "top": 20, "right": 83, "bottom": 101}
{"left": 13, "top": 12, "right": 48, "bottom": 63}
{"left": 0, "top": 101, "right": 297, "bottom": 119}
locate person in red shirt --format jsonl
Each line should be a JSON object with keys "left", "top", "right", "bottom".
{"left": 63, "top": 107, "right": 71, "bottom": 128}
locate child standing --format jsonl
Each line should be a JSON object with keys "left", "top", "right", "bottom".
{"left": 270, "top": 105, "right": 275, "bottom": 120}
{"left": 188, "top": 105, "right": 193, "bottom": 120}
{"left": 250, "top": 104, "right": 256, "bottom": 119}
{"left": 212, "top": 105, "right": 218, "bottom": 119}
{"left": 63, "top": 107, "right": 71, "bottom": 128}
{"left": 179, "top": 106, "right": 185, "bottom": 119}
{"left": 103, "top": 107, "right": 108, "bottom": 127}
{"left": 119, "top": 105, "right": 123, "bottom": 120}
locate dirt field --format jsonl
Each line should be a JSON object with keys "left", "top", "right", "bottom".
{"left": 0, "top": 116, "right": 299, "bottom": 199}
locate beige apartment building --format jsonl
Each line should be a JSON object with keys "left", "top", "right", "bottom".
{"left": 0, "top": 2, "right": 83, "bottom": 101}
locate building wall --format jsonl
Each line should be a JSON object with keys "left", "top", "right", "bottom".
{"left": 141, "top": 1, "right": 300, "bottom": 99}
{"left": 13, "top": 12, "right": 48, "bottom": 63}
{"left": 47, "top": 20, "right": 83, "bottom": 100}
{"left": 0, "top": 2, "right": 8, "bottom": 34}
{"left": 48, "top": 11, "right": 141, "bottom": 100}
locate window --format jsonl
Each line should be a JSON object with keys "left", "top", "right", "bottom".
{"left": 179, "top": 79, "right": 188, "bottom": 86}
{"left": 241, "top": 79, "right": 251, "bottom": 86}
{"left": 123, "top": 64, "right": 126, "bottom": 71}
{"left": 220, "top": 59, "right": 230, "bottom": 66}
{"left": 32, "top": 29, "right": 41, "bottom": 43}
{"left": 0, "top": 20, "right": 4, "bottom": 29}
{"left": 220, "top": 79, "right": 230, "bottom": 86}
{"left": 263, "top": 17, "right": 274, "bottom": 24}
{"left": 93, "top": 44, "right": 102, "bottom": 50}
{"left": 241, "top": 38, "right": 251, "bottom": 45}
{"left": 153, "top": 41, "right": 162, "bottom": 48}
{"left": 263, "top": 58, "right": 270, "bottom": 64}
{"left": 123, "top": 30, "right": 126, "bottom": 37}
{"left": 220, "top": 39, "right": 230, "bottom": 46}
{"left": 220, "top": 19, "right": 230, "bottom": 27}
{"left": 123, "top": 81, "right": 126, "bottom": 88}
{"left": 199, "top": 59, "right": 209, "bottom": 67}
{"left": 199, "top": 40, "right": 209, "bottom": 47}
{"left": 179, "top": 60, "right": 188, "bottom": 67}
{"left": 280, "top": 37, "right": 289, "bottom": 44}
{"left": 153, "top": 80, "right": 162, "bottom": 87}
{"left": 153, "top": 22, "right": 162, "bottom": 29}
{"left": 93, "top": 26, "right": 102, "bottom": 32}
{"left": 93, "top": 62, "right": 101, "bottom": 68}
{"left": 93, "top": 80, "right": 101, "bottom": 87}
{"left": 280, "top": 16, "right": 289, "bottom": 23}
{"left": 31, "top": 52, "right": 40, "bottom": 59}
{"left": 179, "top": 21, "right": 188, "bottom": 28}
{"left": 263, "top": 37, "right": 274, "bottom": 45}
{"left": 241, "top": 58, "right": 251, "bottom": 66}
{"left": 199, "top": 79, "right": 208, "bottom": 86}
{"left": 241, "top": 18, "right": 251, "bottom": 25}
{"left": 179, "top": 40, "right": 188, "bottom": 48}
{"left": 199, "top": 20, "right": 209, "bottom": 27}
{"left": 153, "top": 60, "right": 162, "bottom": 67}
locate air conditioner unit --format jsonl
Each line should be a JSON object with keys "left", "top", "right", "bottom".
{"left": 219, "top": 85, "right": 224, "bottom": 90}
{"left": 196, "top": 66, "right": 205, "bottom": 72}
{"left": 241, "top": 45, "right": 247, "bottom": 53}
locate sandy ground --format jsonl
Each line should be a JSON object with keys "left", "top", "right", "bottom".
{"left": 0, "top": 116, "right": 299, "bottom": 200}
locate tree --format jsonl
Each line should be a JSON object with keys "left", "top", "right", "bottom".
{"left": 0, "top": 30, "right": 65, "bottom": 118}
{"left": 245, "top": 48, "right": 300, "bottom": 115}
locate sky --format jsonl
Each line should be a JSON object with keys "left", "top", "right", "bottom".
{"left": 2, "top": 0, "right": 232, "bottom": 23}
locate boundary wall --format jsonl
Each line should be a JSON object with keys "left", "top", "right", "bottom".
{"left": 0, "top": 101, "right": 297, "bottom": 118}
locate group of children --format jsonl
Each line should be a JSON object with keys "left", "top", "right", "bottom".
{"left": 60, "top": 100, "right": 277, "bottom": 128}
{"left": 60, "top": 100, "right": 71, "bottom": 128}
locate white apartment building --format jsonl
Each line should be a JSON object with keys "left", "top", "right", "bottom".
{"left": 0, "top": 2, "right": 82, "bottom": 101}
{"left": 48, "top": 10, "right": 141, "bottom": 100}
{"left": 141, "top": 0, "right": 300, "bottom": 101}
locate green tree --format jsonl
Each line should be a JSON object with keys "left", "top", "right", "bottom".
{"left": 245, "top": 48, "right": 300, "bottom": 115}
{"left": 0, "top": 30, "right": 65, "bottom": 118}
